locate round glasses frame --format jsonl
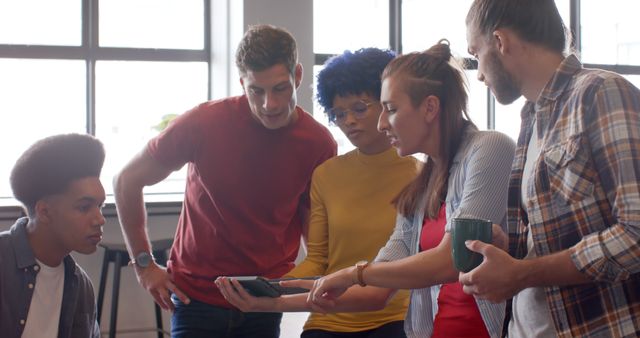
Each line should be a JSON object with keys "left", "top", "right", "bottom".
{"left": 327, "top": 100, "right": 374, "bottom": 125}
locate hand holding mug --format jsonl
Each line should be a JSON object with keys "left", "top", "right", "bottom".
{"left": 450, "top": 218, "right": 492, "bottom": 272}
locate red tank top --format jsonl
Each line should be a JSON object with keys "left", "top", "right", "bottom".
{"left": 419, "top": 204, "right": 490, "bottom": 338}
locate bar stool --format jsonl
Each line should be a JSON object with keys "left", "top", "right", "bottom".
{"left": 96, "top": 239, "right": 173, "bottom": 338}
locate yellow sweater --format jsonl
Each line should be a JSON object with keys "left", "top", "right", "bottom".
{"left": 287, "top": 147, "right": 420, "bottom": 332}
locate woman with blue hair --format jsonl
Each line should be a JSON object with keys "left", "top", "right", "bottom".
{"left": 217, "top": 47, "right": 419, "bottom": 337}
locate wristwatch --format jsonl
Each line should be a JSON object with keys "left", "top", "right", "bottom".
{"left": 130, "top": 252, "right": 154, "bottom": 268}
{"left": 354, "top": 260, "right": 370, "bottom": 287}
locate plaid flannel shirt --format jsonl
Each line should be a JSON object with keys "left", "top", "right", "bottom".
{"left": 508, "top": 55, "right": 640, "bottom": 337}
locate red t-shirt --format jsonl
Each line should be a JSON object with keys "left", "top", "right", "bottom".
{"left": 147, "top": 95, "right": 336, "bottom": 307}
{"left": 419, "top": 204, "right": 490, "bottom": 338}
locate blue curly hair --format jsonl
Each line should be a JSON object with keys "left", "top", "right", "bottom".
{"left": 316, "top": 48, "right": 396, "bottom": 116}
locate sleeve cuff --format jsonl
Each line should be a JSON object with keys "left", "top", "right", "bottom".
{"left": 570, "top": 235, "right": 630, "bottom": 282}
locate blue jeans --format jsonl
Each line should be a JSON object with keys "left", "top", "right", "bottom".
{"left": 171, "top": 295, "right": 282, "bottom": 338}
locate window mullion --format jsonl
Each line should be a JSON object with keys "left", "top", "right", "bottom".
{"left": 203, "top": 0, "right": 212, "bottom": 101}
{"left": 569, "top": 0, "right": 581, "bottom": 54}
{"left": 84, "top": 0, "right": 98, "bottom": 135}
{"left": 487, "top": 88, "right": 495, "bottom": 130}
{"left": 389, "top": 0, "right": 402, "bottom": 54}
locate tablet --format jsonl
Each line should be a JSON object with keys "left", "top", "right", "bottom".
{"left": 231, "top": 276, "right": 318, "bottom": 298}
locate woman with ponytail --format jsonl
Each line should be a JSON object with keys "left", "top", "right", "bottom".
{"left": 303, "top": 40, "right": 515, "bottom": 337}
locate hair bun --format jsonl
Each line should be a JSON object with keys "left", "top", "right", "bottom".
{"left": 425, "top": 39, "right": 452, "bottom": 62}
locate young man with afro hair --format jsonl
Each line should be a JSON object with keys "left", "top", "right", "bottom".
{"left": 0, "top": 133, "right": 106, "bottom": 338}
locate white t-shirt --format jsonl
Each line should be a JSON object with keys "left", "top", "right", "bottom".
{"left": 21, "top": 259, "right": 65, "bottom": 338}
{"left": 509, "top": 119, "right": 556, "bottom": 337}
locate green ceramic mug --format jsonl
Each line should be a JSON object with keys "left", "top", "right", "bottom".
{"left": 451, "top": 218, "right": 492, "bottom": 273}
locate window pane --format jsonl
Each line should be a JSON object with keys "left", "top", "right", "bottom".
{"left": 100, "top": 0, "right": 204, "bottom": 49}
{"left": 0, "top": 0, "right": 81, "bottom": 46}
{"left": 494, "top": 97, "right": 526, "bottom": 142}
{"left": 581, "top": 0, "right": 640, "bottom": 65}
{"left": 625, "top": 75, "right": 640, "bottom": 89}
{"left": 95, "top": 61, "right": 208, "bottom": 196}
{"left": 314, "top": 0, "right": 389, "bottom": 54}
{"left": 402, "top": 0, "right": 472, "bottom": 55}
{"left": 0, "top": 59, "right": 86, "bottom": 201}
{"left": 402, "top": 1, "right": 568, "bottom": 56}
{"left": 466, "top": 70, "right": 488, "bottom": 130}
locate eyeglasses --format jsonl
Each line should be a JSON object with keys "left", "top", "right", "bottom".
{"left": 327, "top": 100, "right": 374, "bottom": 125}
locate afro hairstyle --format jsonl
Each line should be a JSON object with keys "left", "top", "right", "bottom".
{"left": 10, "top": 133, "right": 105, "bottom": 215}
{"left": 316, "top": 47, "right": 396, "bottom": 116}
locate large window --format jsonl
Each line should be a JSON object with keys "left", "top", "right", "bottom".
{"left": 313, "top": 0, "right": 639, "bottom": 153}
{"left": 580, "top": 0, "right": 640, "bottom": 66}
{"left": 0, "top": 0, "right": 210, "bottom": 205}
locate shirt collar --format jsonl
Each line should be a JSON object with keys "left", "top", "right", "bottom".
{"left": 9, "top": 217, "right": 77, "bottom": 271}
{"left": 538, "top": 54, "right": 582, "bottom": 102}
{"left": 520, "top": 100, "right": 536, "bottom": 120}
{"left": 9, "top": 217, "right": 37, "bottom": 269}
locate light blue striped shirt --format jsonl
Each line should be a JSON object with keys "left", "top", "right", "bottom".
{"left": 375, "top": 126, "right": 515, "bottom": 338}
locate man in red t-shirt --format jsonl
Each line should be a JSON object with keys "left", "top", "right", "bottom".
{"left": 113, "top": 24, "right": 336, "bottom": 337}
